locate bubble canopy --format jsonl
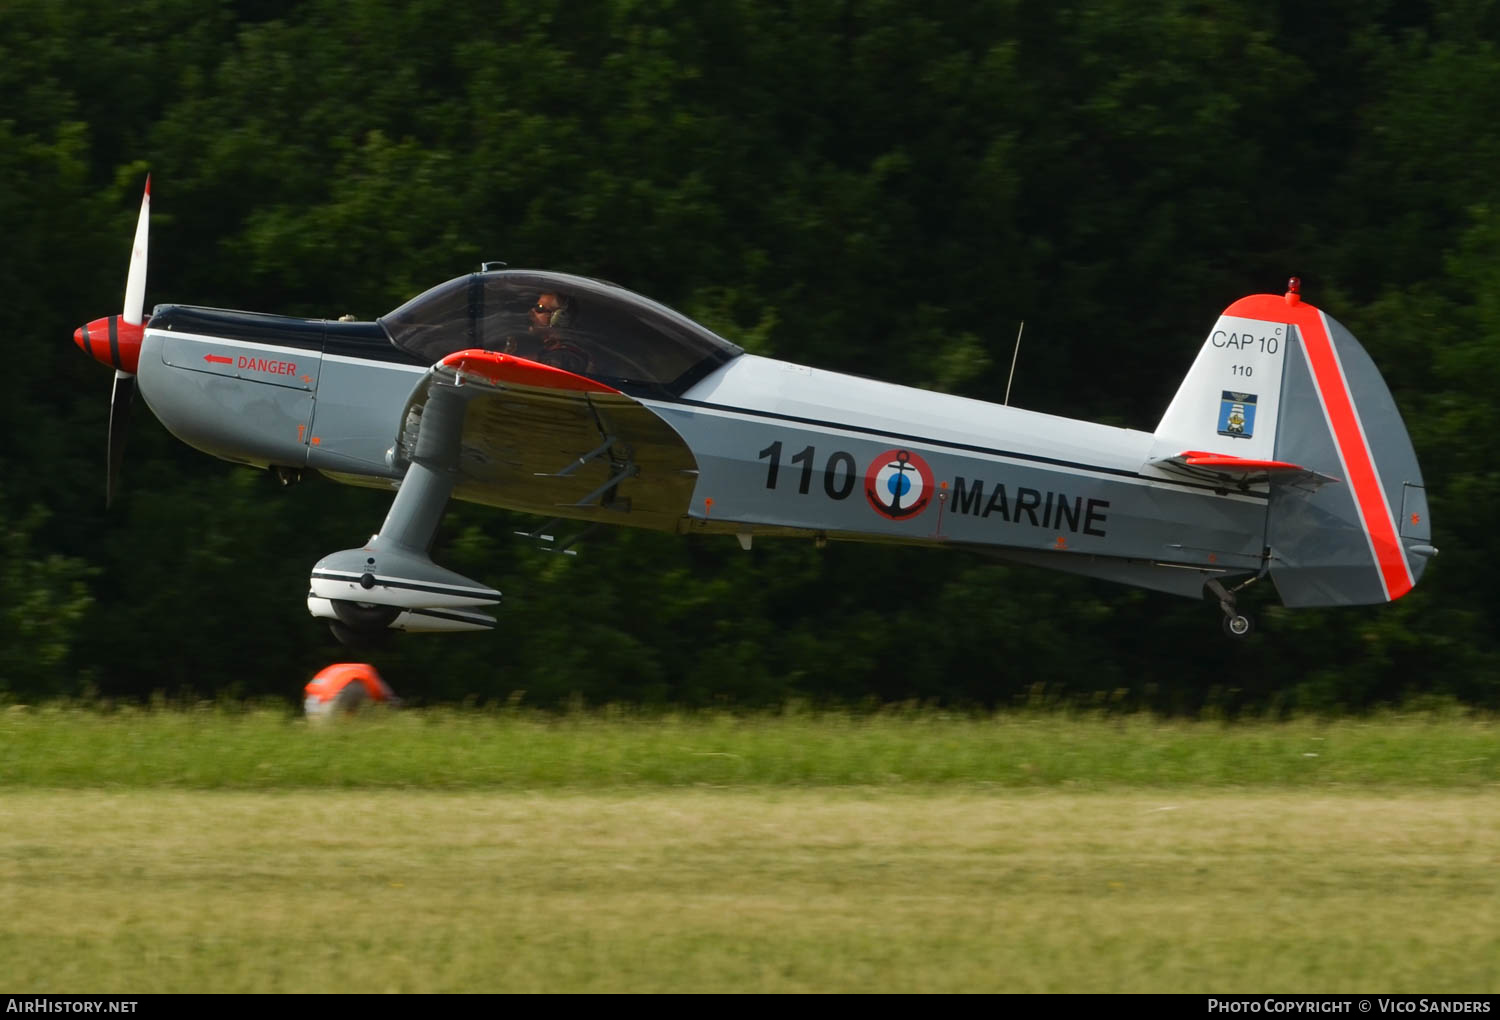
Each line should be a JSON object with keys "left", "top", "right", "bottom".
{"left": 380, "top": 270, "right": 743, "bottom": 395}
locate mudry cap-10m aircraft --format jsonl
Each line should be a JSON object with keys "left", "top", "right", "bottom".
{"left": 74, "top": 180, "right": 1436, "bottom": 645}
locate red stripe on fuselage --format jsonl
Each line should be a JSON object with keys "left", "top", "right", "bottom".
{"left": 1225, "top": 295, "right": 1413, "bottom": 600}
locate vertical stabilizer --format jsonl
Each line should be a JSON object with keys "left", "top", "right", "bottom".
{"left": 1158, "top": 284, "right": 1432, "bottom": 606}
{"left": 1153, "top": 283, "right": 1432, "bottom": 606}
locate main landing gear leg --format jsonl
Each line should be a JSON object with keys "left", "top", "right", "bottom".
{"left": 1206, "top": 578, "right": 1254, "bottom": 638}
{"left": 324, "top": 455, "right": 458, "bottom": 648}
{"left": 308, "top": 383, "right": 500, "bottom": 646}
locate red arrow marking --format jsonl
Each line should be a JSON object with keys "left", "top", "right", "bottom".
{"left": 204, "top": 354, "right": 232, "bottom": 364}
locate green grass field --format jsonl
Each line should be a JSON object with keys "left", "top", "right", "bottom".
{"left": 1, "top": 706, "right": 1497, "bottom": 992}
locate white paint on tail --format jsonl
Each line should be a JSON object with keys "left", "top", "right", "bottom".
{"left": 1154, "top": 313, "right": 1291, "bottom": 462}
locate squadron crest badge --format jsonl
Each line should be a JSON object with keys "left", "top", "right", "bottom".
{"left": 1218, "top": 391, "right": 1257, "bottom": 439}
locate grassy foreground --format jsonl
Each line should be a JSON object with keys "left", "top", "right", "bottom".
{"left": 1, "top": 703, "right": 1497, "bottom": 788}
{"left": 1, "top": 707, "right": 1496, "bottom": 992}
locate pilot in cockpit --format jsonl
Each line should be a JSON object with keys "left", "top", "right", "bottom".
{"left": 527, "top": 291, "right": 592, "bottom": 376}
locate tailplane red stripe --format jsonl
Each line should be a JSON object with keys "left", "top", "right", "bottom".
{"left": 1297, "top": 311, "right": 1413, "bottom": 600}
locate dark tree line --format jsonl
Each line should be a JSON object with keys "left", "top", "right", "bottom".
{"left": 3, "top": 0, "right": 1497, "bottom": 710}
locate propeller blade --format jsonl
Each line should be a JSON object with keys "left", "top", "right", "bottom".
{"left": 107, "top": 175, "right": 148, "bottom": 508}
{"left": 122, "top": 175, "right": 150, "bottom": 327}
{"left": 107, "top": 370, "right": 135, "bottom": 509}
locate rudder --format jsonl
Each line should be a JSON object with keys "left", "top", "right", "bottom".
{"left": 1261, "top": 290, "right": 1432, "bottom": 605}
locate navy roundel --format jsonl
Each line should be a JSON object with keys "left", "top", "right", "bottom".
{"left": 864, "top": 449, "right": 935, "bottom": 520}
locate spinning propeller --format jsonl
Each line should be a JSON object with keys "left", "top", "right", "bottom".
{"left": 73, "top": 176, "right": 150, "bottom": 508}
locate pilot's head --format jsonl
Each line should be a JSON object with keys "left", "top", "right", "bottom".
{"left": 530, "top": 292, "right": 567, "bottom": 332}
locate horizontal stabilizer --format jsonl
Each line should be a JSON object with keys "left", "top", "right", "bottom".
{"left": 1149, "top": 450, "right": 1341, "bottom": 490}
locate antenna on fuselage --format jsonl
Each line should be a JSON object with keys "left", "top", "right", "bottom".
{"left": 1004, "top": 321, "right": 1024, "bottom": 406}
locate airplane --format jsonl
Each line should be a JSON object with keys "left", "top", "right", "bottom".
{"left": 73, "top": 180, "right": 1436, "bottom": 645}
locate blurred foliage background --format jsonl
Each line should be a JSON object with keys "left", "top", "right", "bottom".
{"left": 2, "top": 0, "right": 1496, "bottom": 710}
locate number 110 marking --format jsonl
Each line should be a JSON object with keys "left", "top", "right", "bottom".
{"left": 758, "top": 441, "right": 856, "bottom": 500}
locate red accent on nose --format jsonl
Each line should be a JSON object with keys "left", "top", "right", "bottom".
{"left": 73, "top": 314, "right": 145, "bottom": 374}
